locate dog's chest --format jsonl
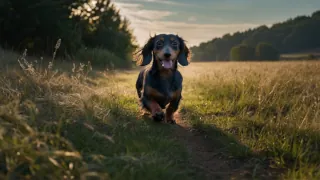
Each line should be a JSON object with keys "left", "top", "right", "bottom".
{"left": 150, "top": 75, "right": 175, "bottom": 96}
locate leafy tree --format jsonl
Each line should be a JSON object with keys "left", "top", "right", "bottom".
{"left": 312, "top": 10, "right": 320, "bottom": 18}
{"left": 230, "top": 44, "right": 255, "bottom": 61}
{"left": 0, "top": 0, "right": 83, "bottom": 56}
{"left": 70, "top": 0, "right": 138, "bottom": 60}
{"left": 255, "top": 42, "right": 280, "bottom": 61}
{"left": 0, "top": 0, "right": 137, "bottom": 62}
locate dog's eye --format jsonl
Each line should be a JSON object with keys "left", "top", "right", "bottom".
{"left": 171, "top": 41, "right": 178, "bottom": 47}
{"left": 156, "top": 41, "right": 163, "bottom": 48}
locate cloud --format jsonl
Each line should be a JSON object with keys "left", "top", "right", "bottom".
{"left": 114, "top": 1, "right": 261, "bottom": 47}
{"left": 113, "top": 2, "right": 142, "bottom": 9}
{"left": 141, "top": 0, "right": 182, "bottom": 5}
{"left": 119, "top": 0, "right": 189, "bottom": 6}
{"left": 115, "top": 2, "right": 175, "bottom": 20}
{"left": 188, "top": 16, "right": 197, "bottom": 22}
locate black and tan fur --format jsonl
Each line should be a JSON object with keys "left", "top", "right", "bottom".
{"left": 135, "top": 34, "right": 191, "bottom": 124}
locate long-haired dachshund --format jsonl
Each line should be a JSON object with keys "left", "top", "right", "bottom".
{"left": 135, "top": 34, "right": 191, "bottom": 124}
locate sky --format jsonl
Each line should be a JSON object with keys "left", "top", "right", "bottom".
{"left": 112, "top": 0, "right": 320, "bottom": 47}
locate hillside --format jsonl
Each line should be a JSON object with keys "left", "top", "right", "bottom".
{"left": 190, "top": 10, "right": 320, "bottom": 61}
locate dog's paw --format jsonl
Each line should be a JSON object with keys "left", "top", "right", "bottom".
{"left": 152, "top": 112, "right": 165, "bottom": 122}
{"left": 167, "top": 119, "right": 176, "bottom": 124}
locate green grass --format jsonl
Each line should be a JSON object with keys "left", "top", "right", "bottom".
{"left": 180, "top": 61, "right": 320, "bottom": 179}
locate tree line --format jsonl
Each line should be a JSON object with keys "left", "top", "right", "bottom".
{"left": 190, "top": 10, "right": 320, "bottom": 61}
{"left": 0, "top": 0, "right": 138, "bottom": 67}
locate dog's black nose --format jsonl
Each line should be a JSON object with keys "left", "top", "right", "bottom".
{"left": 164, "top": 53, "right": 171, "bottom": 58}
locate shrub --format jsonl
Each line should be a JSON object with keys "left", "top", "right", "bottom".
{"left": 74, "top": 48, "right": 132, "bottom": 69}
{"left": 255, "top": 42, "right": 280, "bottom": 61}
{"left": 307, "top": 54, "right": 316, "bottom": 60}
{"left": 230, "top": 44, "right": 255, "bottom": 61}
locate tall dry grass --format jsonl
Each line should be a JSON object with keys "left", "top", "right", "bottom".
{"left": 180, "top": 61, "right": 320, "bottom": 179}
{"left": 0, "top": 40, "right": 102, "bottom": 179}
{"left": 0, "top": 40, "right": 198, "bottom": 179}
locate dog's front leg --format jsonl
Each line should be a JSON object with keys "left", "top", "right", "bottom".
{"left": 150, "top": 100, "right": 165, "bottom": 121}
{"left": 141, "top": 97, "right": 164, "bottom": 121}
{"left": 165, "top": 90, "right": 182, "bottom": 124}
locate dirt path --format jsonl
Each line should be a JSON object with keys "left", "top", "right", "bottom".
{"left": 173, "top": 114, "right": 252, "bottom": 180}
{"left": 102, "top": 71, "right": 247, "bottom": 179}
{"left": 99, "top": 70, "right": 274, "bottom": 180}
{"left": 173, "top": 114, "right": 282, "bottom": 180}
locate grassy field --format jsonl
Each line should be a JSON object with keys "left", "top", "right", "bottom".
{"left": 0, "top": 48, "right": 319, "bottom": 179}
{"left": 180, "top": 61, "right": 320, "bottom": 179}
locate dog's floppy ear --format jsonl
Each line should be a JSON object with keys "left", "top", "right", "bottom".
{"left": 177, "top": 36, "right": 191, "bottom": 66}
{"left": 136, "top": 36, "right": 155, "bottom": 66}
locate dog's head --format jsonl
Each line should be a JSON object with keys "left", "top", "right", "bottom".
{"left": 136, "top": 34, "right": 190, "bottom": 70}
